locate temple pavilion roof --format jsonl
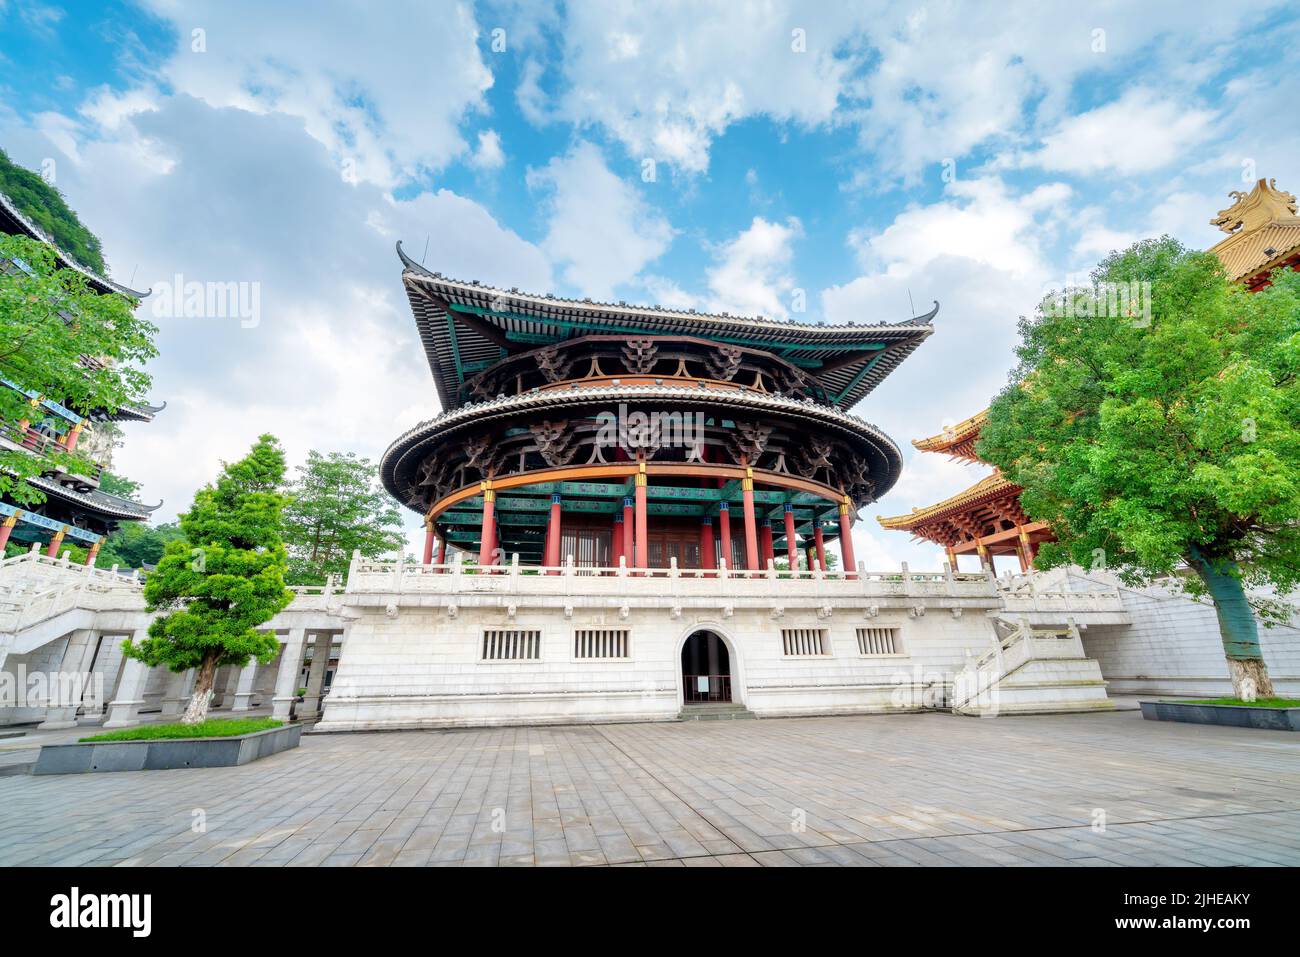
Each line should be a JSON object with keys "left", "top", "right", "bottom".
{"left": 877, "top": 471, "right": 1018, "bottom": 531}
{"left": 26, "top": 474, "right": 162, "bottom": 520}
{"left": 912, "top": 408, "right": 988, "bottom": 463}
{"left": 397, "top": 242, "right": 936, "bottom": 413}
{"left": 1208, "top": 178, "right": 1300, "bottom": 284}
{"left": 0, "top": 190, "right": 149, "bottom": 300}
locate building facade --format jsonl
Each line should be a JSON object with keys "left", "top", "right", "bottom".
{"left": 0, "top": 190, "right": 163, "bottom": 561}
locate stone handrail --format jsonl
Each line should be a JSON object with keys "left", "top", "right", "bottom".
{"left": 344, "top": 553, "right": 1000, "bottom": 602}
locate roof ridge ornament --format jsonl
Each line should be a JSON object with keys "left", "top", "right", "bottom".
{"left": 1212, "top": 178, "right": 1299, "bottom": 235}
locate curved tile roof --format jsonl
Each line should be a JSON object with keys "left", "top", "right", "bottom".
{"left": 396, "top": 242, "right": 935, "bottom": 412}
{"left": 381, "top": 382, "right": 905, "bottom": 511}
{"left": 0, "top": 190, "right": 149, "bottom": 299}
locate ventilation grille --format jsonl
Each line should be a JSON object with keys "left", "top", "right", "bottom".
{"left": 574, "top": 628, "right": 630, "bottom": 659}
{"left": 781, "top": 628, "right": 829, "bottom": 656}
{"left": 857, "top": 627, "right": 900, "bottom": 655}
{"left": 482, "top": 629, "right": 541, "bottom": 661}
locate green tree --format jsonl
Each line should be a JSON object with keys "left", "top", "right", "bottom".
{"left": 124, "top": 435, "right": 294, "bottom": 724}
{"left": 0, "top": 233, "right": 157, "bottom": 507}
{"left": 282, "top": 450, "right": 405, "bottom": 584}
{"left": 0, "top": 148, "right": 106, "bottom": 273}
{"left": 97, "top": 521, "right": 184, "bottom": 570}
{"left": 979, "top": 239, "right": 1300, "bottom": 699}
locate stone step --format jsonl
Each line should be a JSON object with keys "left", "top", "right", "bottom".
{"left": 679, "top": 704, "right": 755, "bottom": 721}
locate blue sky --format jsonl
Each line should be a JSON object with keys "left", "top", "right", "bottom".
{"left": 1, "top": 0, "right": 1298, "bottom": 569}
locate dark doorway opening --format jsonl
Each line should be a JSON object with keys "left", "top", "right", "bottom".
{"left": 681, "top": 631, "right": 732, "bottom": 704}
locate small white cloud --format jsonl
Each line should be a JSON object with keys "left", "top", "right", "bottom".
{"left": 706, "top": 216, "right": 803, "bottom": 319}
{"left": 469, "top": 129, "right": 505, "bottom": 170}
{"left": 528, "top": 141, "right": 674, "bottom": 299}
{"left": 1021, "top": 88, "right": 1216, "bottom": 175}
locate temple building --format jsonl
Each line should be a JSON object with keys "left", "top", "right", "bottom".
{"left": 0, "top": 190, "right": 163, "bottom": 562}
{"left": 877, "top": 411, "right": 1052, "bottom": 572}
{"left": 878, "top": 177, "right": 1300, "bottom": 572}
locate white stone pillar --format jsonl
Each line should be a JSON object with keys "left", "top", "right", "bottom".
{"left": 160, "top": 669, "right": 195, "bottom": 719}
{"left": 271, "top": 629, "right": 306, "bottom": 722}
{"left": 37, "top": 629, "right": 98, "bottom": 730}
{"left": 231, "top": 659, "right": 259, "bottom": 712}
{"left": 102, "top": 633, "right": 150, "bottom": 729}
{"left": 299, "top": 633, "right": 332, "bottom": 721}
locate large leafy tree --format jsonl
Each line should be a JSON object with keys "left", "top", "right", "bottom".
{"left": 0, "top": 233, "right": 157, "bottom": 505}
{"left": 125, "top": 435, "right": 294, "bottom": 724}
{"left": 979, "top": 239, "right": 1300, "bottom": 699}
{"left": 0, "top": 148, "right": 106, "bottom": 274}
{"left": 282, "top": 450, "right": 405, "bottom": 584}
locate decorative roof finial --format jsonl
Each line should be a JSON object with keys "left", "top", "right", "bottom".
{"left": 1211, "top": 178, "right": 1298, "bottom": 235}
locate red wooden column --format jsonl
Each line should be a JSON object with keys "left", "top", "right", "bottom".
{"left": 1017, "top": 526, "right": 1033, "bottom": 572}
{"left": 544, "top": 493, "right": 563, "bottom": 572}
{"left": 85, "top": 539, "right": 100, "bottom": 566}
{"left": 838, "top": 495, "right": 857, "bottom": 579}
{"left": 806, "top": 546, "right": 816, "bottom": 571}
{"left": 945, "top": 546, "right": 958, "bottom": 570}
{"left": 611, "top": 511, "right": 624, "bottom": 569}
{"left": 0, "top": 511, "right": 19, "bottom": 553}
{"left": 477, "top": 482, "right": 497, "bottom": 568}
{"left": 422, "top": 519, "right": 436, "bottom": 565}
{"left": 741, "top": 466, "right": 759, "bottom": 572}
{"left": 717, "top": 501, "right": 732, "bottom": 571}
{"left": 46, "top": 525, "right": 67, "bottom": 558}
{"left": 813, "top": 522, "right": 826, "bottom": 571}
{"left": 699, "top": 514, "right": 716, "bottom": 572}
{"left": 61, "top": 420, "right": 84, "bottom": 453}
{"left": 634, "top": 462, "right": 649, "bottom": 570}
{"left": 759, "top": 519, "right": 774, "bottom": 568}
{"left": 622, "top": 496, "right": 635, "bottom": 564}
{"left": 436, "top": 535, "right": 447, "bottom": 569}
{"left": 782, "top": 502, "right": 799, "bottom": 571}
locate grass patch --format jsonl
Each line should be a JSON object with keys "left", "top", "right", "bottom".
{"left": 80, "top": 717, "right": 283, "bottom": 742}
{"left": 1173, "top": 698, "right": 1300, "bottom": 709}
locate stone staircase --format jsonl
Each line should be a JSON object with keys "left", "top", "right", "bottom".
{"left": 679, "top": 703, "right": 756, "bottom": 721}
{"left": 951, "top": 617, "right": 1115, "bottom": 716}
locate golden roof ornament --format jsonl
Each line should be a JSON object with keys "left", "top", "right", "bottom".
{"left": 1211, "top": 178, "right": 1299, "bottom": 235}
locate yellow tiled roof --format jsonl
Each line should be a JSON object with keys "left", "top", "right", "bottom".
{"left": 876, "top": 472, "right": 1017, "bottom": 530}
{"left": 1208, "top": 178, "right": 1300, "bottom": 282}
{"left": 912, "top": 408, "right": 989, "bottom": 452}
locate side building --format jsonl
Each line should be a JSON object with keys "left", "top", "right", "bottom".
{"left": 0, "top": 190, "right": 163, "bottom": 562}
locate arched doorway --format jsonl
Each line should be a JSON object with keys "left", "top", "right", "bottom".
{"left": 681, "top": 630, "right": 732, "bottom": 704}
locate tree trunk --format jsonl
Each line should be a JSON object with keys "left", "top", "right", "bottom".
{"left": 1189, "top": 552, "right": 1274, "bottom": 700}
{"left": 180, "top": 651, "right": 220, "bottom": 725}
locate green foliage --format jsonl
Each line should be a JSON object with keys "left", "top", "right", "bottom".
{"left": 1174, "top": 698, "right": 1300, "bottom": 708}
{"left": 96, "top": 521, "right": 183, "bottom": 570}
{"left": 97, "top": 471, "right": 140, "bottom": 500}
{"left": 0, "top": 233, "right": 157, "bottom": 508}
{"left": 978, "top": 239, "right": 1300, "bottom": 675}
{"left": 0, "top": 148, "right": 106, "bottom": 274}
{"left": 125, "top": 435, "right": 294, "bottom": 675}
{"left": 281, "top": 449, "right": 405, "bottom": 584}
{"left": 80, "top": 717, "right": 282, "bottom": 742}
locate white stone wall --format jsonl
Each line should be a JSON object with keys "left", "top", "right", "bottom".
{"left": 0, "top": 635, "right": 69, "bottom": 725}
{"left": 316, "top": 602, "right": 1003, "bottom": 731}
{"left": 1080, "top": 580, "right": 1300, "bottom": 697}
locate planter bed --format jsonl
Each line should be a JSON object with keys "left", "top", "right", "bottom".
{"left": 1139, "top": 700, "right": 1300, "bottom": 732}
{"left": 33, "top": 722, "right": 303, "bottom": 774}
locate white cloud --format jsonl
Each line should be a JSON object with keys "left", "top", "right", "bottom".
{"left": 706, "top": 216, "right": 802, "bottom": 319}
{"left": 849, "top": 178, "right": 1072, "bottom": 280}
{"left": 528, "top": 141, "right": 673, "bottom": 299}
{"left": 137, "top": 0, "right": 494, "bottom": 187}
{"left": 1020, "top": 88, "right": 1216, "bottom": 175}
{"left": 468, "top": 129, "right": 505, "bottom": 170}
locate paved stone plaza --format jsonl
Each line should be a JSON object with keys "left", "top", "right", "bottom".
{"left": 1, "top": 708, "right": 1298, "bottom": 866}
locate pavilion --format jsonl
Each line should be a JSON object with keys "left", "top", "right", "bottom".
{"left": 385, "top": 241, "right": 939, "bottom": 577}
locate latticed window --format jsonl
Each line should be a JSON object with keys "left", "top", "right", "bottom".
{"left": 781, "top": 628, "right": 829, "bottom": 656}
{"left": 481, "top": 629, "right": 541, "bottom": 661}
{"left": 574, "top": 628, "right": 630, "bottom": 659}
{"left": 856, "top": 627, "right": 900, "bottom": 655}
